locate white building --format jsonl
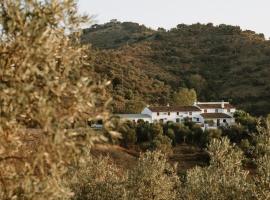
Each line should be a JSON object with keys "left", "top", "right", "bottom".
{"left": 195, "top": 101, "right": 236, "bottom": 129}
{"left": 194, "top": 101, "right": 236, "bottom": 116}
{"left": 114, "top": 114, "right": 152, "bottom": 123}
{"left": 141, "top": 106, "right": 202, "bottom": 124}
{"left": 115, "top": 101, "right": 236, "bottom": 129}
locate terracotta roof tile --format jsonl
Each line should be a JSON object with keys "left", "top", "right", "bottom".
{"left": 115, "top": 114, "right": 151, "bottom": 118}
{"left": 200, "top": 113, "right": 232, "bottom": 119}
{"left": 148, "top": 106, "right": 201, "bottom": 112}
{"left": 197, "top": 103, "right": 234, "bottom": 109}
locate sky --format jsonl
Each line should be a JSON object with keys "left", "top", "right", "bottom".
{"left": 78, "top": 0, "right": 270, "bottom": 38}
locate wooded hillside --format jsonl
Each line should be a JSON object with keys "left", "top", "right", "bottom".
{"left": 83, "top": 21, "right": 270, "bottom": 116}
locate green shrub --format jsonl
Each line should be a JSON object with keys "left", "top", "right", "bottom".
{"left": 71, "top": 156, "right": 127, "bottom": 200}
{"left": 240, "top": 139, "right": 255, "bottom": 157}
{"left": 166, "top": 128, "right": 176, "bottom": 145}
{"left": 180, "top": 137, "right": 254, "bottom": 200}
{"left": 234, "top": 110, "right": 258, "bottom": 133}
{"left": 150, "top": 135, "right": 173, "bottom": 155}
{"left": 119, "top": 121, "right": 137, "bottom": 147}
{"left": 126, "top": 151, "right": 179, "bottom": 200}
{"left": 174, "top": 124, "right": 190, "bottom": 143}
{"left": 136, "top": 121, "right": 151, "bottom": 143}
{"left": 149, "top": 123, "right": 164, "bottom": 139}
{"left": 253, "top": 117, "right": 270, "bottom": 199}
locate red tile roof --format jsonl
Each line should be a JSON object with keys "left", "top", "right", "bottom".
{"left": 197, "top": 103, "right": 234, "bottom": 109}
{"left": 148, "top": 106, "right": 201, "bottom": 112}
{"left": 200, "top": 113, "right": 232, "bottom": 119}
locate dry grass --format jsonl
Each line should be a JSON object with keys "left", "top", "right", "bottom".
{"left": 170, "top": 144, "right": 209, "bottom": 172}
{"left": 91, "top": 144, "right": 209, "bottom": 172}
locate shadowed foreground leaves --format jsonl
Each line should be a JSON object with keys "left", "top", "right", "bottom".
{"left": 0, "top": 0, "right": 111, "bottom": 199}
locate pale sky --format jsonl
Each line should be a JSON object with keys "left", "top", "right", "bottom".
{"left": 78, "top": 0, "right": 270, "bottom": 38}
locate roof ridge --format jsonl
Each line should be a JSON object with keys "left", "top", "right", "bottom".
{"left": 148, "top": 105, "right": 201, "bottom": 112}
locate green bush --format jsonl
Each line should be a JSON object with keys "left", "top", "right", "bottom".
{"left": 71, "top": 156, "right": 127, "bottom": 200}
{"left": 149, "top": 123, "right": 164, "bottom": 139}
{"left": 136, "top": 121, "right": 151, "bottom": 143}
{"left": 174, "top": 124, "right": 190, "bottom": 143}
{"left": 234, "top": 110, "right": 258, "bottom": 133}
{"left": 150, "top": 135, "right": 173, "bottom": 155}
{"left": 119, "top": 121, "right": 137, "bottom": 147}
{"left": 180, "top": 137, "right": 254, "bottom": 199}
{"left": 240, "top": 139, "right": 255, "bottom": 157}
{"left": 126, "top": 151, "right": 179, "bottom": 200}
{"left": 165, "top": 128, "right": 176, "bottom": 145}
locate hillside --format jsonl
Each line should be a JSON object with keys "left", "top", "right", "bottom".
{"left": 91, "top": 144, "right": 209, "bottom": 173}
{"left": 84, "top": 21, "right": 270, "bottom": 116}
{"left": 82, "top": 20, "right": 155, "bottom": 49}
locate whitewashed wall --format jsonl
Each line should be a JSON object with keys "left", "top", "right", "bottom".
{"left": 144, "top": 110, "right": 202, "bottom": 123}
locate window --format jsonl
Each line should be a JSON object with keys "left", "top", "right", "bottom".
{"left": 176, "top": 118, "right": 180, "bottom": 123}
{"left": 227, "top": 109, "right": 230, "bottom": 112}
{"left": 215, "top": 109, "right": 218, "bottom": 113}
{"left": 189, "top": 112, "right": 192, "bottom": 115}
{"left": 204, "top": 109, "right": 207, "bottom": 113}
{"left": 168, "top": 112, "right": 170, "bottom": 116}
{"left": 177, "top": 112, "right": 179, "bottom": 115}
{"left": 157, "top": 112, "right": 159, "bottom": 116}
{"left": 223, "top": 119, "right": 227, "bottom": 123}
{"left": 197, "top": 118, "right": 200, "bottom": 122}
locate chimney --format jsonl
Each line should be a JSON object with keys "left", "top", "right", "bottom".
{"left": 221, "top": 100, "right": 224, "bottom": 109}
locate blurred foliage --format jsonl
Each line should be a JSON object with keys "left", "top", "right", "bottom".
{"left": 0, "top": 1, "right": 111, "bottom": 199}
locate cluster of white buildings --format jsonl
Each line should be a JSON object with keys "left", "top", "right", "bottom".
{"left": 116, "top": 101, "right": 236, "bottom": 130}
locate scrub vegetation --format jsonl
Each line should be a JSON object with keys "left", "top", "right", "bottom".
{"left": 84, "top": 21, "right": 270, "bottom": 116}
{"left": 0, "top": 1, "right": 269, "bottom": 199}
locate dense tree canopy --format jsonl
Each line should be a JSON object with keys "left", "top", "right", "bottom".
{"left": 171, "top": 88, "right": 197, "bottom": 106}
{"left": 84, "top": 21, "right": 270, "bottom": 116}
